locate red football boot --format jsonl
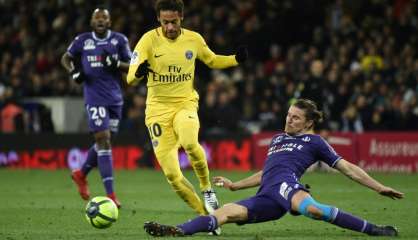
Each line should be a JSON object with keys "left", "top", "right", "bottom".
{"left": 107, "top": 192, "right": 122, "bottom": 209}
{"left": 71, "top": 170, "right": 90, "bottom": 200}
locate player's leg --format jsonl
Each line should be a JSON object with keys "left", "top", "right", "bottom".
{"left": 71, "top": 144, "right": 96, "bottom": 200}
{"left": 148, "top": 118, "right": 206, "bottom": 215}
{"left": 174, "top": 107, "right": 219, "bottom": 216}
{"left": 144, "top": 194, "right": 288, "bottom": 237}
{"left": 81, "top": 145, "right": 98, "bottom": 175}
{"left": 174, "top": 108, "right": 211, "bottom": 191}
{"left": 101, "top": 105, "right": 123, "bottom": 207}
{"left": 291, "top": 190, "right": 398, "bottom": 236}
{"left": 71, "top": 105, "right": 102, "bottom": 200}
{"left": 86, "top": 105, "right": 120, "bottom": 207}
{"left": 144, "top": 203, "right": 248, "bottom": 237}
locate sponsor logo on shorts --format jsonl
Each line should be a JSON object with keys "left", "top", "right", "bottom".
{"left": 94, "top": 119, "right": 103, "bottom": 126}
{"left": 279, "top": 182, "right": 293, "bottom": 200}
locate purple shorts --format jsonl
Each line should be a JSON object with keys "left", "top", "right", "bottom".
{"left": 86, "top": 104, "right": 122, "bottom": 133}
{"left": 236, "top": 181, "right": 308, "bottom": 225}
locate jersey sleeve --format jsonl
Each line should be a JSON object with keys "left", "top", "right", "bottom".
{"left": 126, "top": 33, "right": 152, "bottom": 85}
{"left": 195, "top": 33, "right": 238, "bottom": 69}
{"left": 316, "top": 137, "right": 342, "bottom": 168}
{"left": 119, "top": 35, "right": 132, "bottom": 62}
{"left": 67, "top": 36, "right": 83, "bottom": 57}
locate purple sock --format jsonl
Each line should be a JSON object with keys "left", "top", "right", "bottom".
{"left": 177, "top": 215, "right": 218, "bottom": 235}
{"left": 332, "top": 209, "right": 374, "bottom": 234}
{"left": 97, "top": 149, "right": 114, "bottom": 195}
{"left": 81, "top": 145, "right": 98, "bottom": 176}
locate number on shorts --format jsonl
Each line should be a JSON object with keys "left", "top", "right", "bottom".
{"left": 89, "top": 106, "right": 106, "bottom": 119}
{"left": 148, "top": 123, "right": 162, "bottom": 138}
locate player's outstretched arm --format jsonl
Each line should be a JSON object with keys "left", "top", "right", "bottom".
{"left": 197, "top": 32, "right": 248, "bottom": 69}
{"left": 335, "top": 159, "right": 404, "bottom": 199}
{"left": 213, "top": 171, "right": 262, "bottom": 191}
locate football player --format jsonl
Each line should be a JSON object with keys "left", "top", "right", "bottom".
{"left": 127, "top": 0, "right": 247, "bottom": 235}
{"left": 144, "top": 99, "right": 403, "bottom": 237}
{"left": 61, "top": 7, "right": 132, "bottom": 208}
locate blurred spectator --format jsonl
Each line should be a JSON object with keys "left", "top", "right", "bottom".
{"left": 0, "top": 0, "right": 417, "bottom": 134}
{"left": 300, "top": 60, "right": 326, "bottom": 107}
{"left": 0, "top": 97, "right": 25, "bottom": 133}
{"left": 341, "top": 104, "right": 364, "bottom": 133}
{"left": 119, "top": 93, "right": 147, "bottom": 135}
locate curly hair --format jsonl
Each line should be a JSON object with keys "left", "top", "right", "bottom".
{"left": 155, "top": 0, "right": 184, "bottom": 15}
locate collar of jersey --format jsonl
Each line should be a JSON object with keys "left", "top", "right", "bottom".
{"left": 92, "top": 30, "right": 111, "bottom": 41}
{"left": 158, "top": 27, "right": 184, "bottom": 42}
{"left": 285, "top": 133, "right": 313, "bottom": 138}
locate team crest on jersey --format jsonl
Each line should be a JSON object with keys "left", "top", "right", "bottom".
{"left": 272, "top": 135, "right": 283, "bottom": 144}
{"left": 301, "top": 136, "right": 311, "bottom": 142}
{"left": 185, "top": 50, "right": 193, "bottom": 60}
{"left": 130, "top": 51, "right": 139, "bottom": 65}
{"left": 111, "top": 38, "right": 118, "bottom": 46}
{"left": 83, "top": 39, "right": 96, "bottom": 50}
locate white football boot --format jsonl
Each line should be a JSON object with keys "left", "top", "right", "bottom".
{"left": 202, "top": 189, "right": 221, "bottom": 235}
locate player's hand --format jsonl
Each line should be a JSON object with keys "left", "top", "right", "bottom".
{"left": 378, "top": 186, "right": 404, "bottom": 199}
{"left": 135, "top": 60, "right": 151, "bottom": 79}
{"left": 70, "top": 68, "right": 85, "bottom": 84}
{"left": 235, "top": 45, "right": 248, "bottom": 63}
{"left": 101, "top": 50, "right": 120, "bottom": 71}
{"left": 213, "top": 176, "right": 235, "bottom": 191}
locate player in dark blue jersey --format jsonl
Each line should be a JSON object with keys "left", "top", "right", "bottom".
{"left": 61, "top": 7, "right": 132, "bottom": 208}
{"left": 144, "top": 99, "right": 404, "bottom": 237}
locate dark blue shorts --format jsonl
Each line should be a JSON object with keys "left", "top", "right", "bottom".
{"left": 86, "top": 104, "right": 122, "bottom": 133}
{"left": 236, "top": 181, "right": 308, "bottom": 225}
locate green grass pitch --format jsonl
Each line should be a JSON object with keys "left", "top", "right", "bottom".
{"left": 0, "top": 169, "right": 417, "bottom": 240}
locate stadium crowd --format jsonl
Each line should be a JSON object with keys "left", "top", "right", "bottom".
{"left": 0, "top": 0, "right": 417, "bottom": 134}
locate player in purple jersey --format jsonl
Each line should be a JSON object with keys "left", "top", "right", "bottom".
{"left": 61, "top": 7, "right": 132, "bottom": 208}
{"left": 144, "top": 99, "right": 404, "bottom": 237}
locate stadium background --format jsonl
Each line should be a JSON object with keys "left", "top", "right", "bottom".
{"left": 1, "top": 0, "right": 418, "bottom": 239}
{"left": 0, "top": 0, "right": 417, "bottom": 171}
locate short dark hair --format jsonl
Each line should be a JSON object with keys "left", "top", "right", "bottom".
{"left": 155, "top": 0, "right": 184, "bottom": 15}
{"left": 293, "top": 99, "right": 323, "bottom": 127}
{"left": 91, "top": 7, "right": 110, "bottom": 17}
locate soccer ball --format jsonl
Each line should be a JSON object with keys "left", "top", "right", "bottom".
{"left": 85, "top": 196, "right": 118, "bottom": 229}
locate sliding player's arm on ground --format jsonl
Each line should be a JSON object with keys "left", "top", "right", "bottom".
{"left": 196, "top": 34, "right": 238, "bottom": 69}
{"left": 127, "top": 33, "right": 152, "bottom": 85}
{"left": 213, "top": 171, "right": 263, "bottom": 191}
{"left": 335, "top": 159, "right": 404, "bottom": 199}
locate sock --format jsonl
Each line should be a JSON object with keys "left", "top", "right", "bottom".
{"left": 186, "top": 144, "right": 211, "bottom": 191}
{"left": 332, "top": 209, "right": 374, "bottom": 234}
{"left": 97, "top": 148, "right": 114, "bottom": 195}
{"left": 81, "top": 145, "right": 98, "bottom": 176}
{"left": 178, "top": 215, "right": 218, "bottom": 235}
